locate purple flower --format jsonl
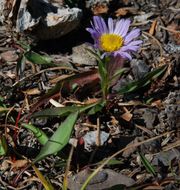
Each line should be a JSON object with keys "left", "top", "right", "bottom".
{"left": 86, "top": 16, "right": 142, "bottom": 60}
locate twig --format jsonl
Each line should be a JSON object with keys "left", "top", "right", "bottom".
{"left": 96, "top": 118, "right": 101, "bottom": 147}
{"left": 142, "top": 31, "right": 163, "bottom": 59}
{"left": 63, "top": 145, "right": 75, "bottom": 190}
{"left": 159, "top": 25, "right": 180, "bottom": 34}
{"left": 5, "top": 106, "right": 15, "bottom": 137}
{"left": 13, "top": 66, "right": 78, "bottom": 87}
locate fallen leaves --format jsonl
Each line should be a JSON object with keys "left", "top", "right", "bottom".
{"left": 115, "top": 7, "right": 138, "bottom": 17}
{"left": 167, "top": 22, "right": 180, "bottom": 45}
{"left": 11, "top": 159, "right": 28, "bottom": 170}
{"left": 22, "top": 88, "right": 41, "bottom": 95}
{"left": 149, "top": 19, "right": 157, "bottom": 35}
{"left": 120, "top": 107, "right": 133, "bottom": 122}
{"left": 92, "top": 3, "right": 109, "bottom": 15}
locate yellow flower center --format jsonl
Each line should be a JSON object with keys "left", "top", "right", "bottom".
{"left": 100, "top": 33, "right": 124, "bottom": 52}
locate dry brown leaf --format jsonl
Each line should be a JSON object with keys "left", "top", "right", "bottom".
{"left": 49, "top": 74, "right": 71, "bottom": 83}
{"left": 23, "top": 88, "right": 41, "bottom": 95}
{"left": 163, "top": 139, "right": 180, "bottom": 152}
{"left": 115, "top": 7, "right": 138, "bottom": 17}
{"left": 11, "top": 159, "right": 28, "bottom": 170}
{"left": 143, "top": 185, "right": 163, "bottom": 190}
{"left": 167, "top": 22, "right": 180, "bottom": 45}
{"left": 121, "top": 112, "right": 133, "bottom": 121}
{"left": 151, "top": 100, "right": 162, "bottom": 108}
{"left": 115, "top": 8, "right": 128, "bottom": 16}
{"left": 122, "top": 138, "right": 139, "bottom": 157}
{"left": 29, "top": 70, "right": 99, "bottom": 115}
{"left": 135, "top": 124, "right": 154, "bottom": 136}
{"left": 49, "top": 99, "right": 64, "bottom": 107}
{"left": 92, "top": 4, "right": 108, "bottom": 15}
{"left": 0, "top": 160, "right": 10, "bottom": 171}
{"left": 173, "top": 32, "right": 180, "bottom": 45}
{"left": 118, "top": 100, "right": 142, "bottom": 106}
{"left": 160, "top": 177, "right": 177, "bottom": 186}
{"left": 149, "top": 19, "right": 157, "bottom": 35}
{"left": 110, "top": 116, "right": 119, "bottom": 126}
{"left": 84, "top": 98, "right": 99, "bottom": 105}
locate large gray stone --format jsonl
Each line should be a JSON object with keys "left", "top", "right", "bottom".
{"left": 1, "top": 0, "right": 82, "bottom": 39}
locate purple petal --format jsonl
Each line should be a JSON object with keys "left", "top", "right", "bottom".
{"left": 93, "top": 16, "right": 102, "bottom": 33}
{"left": 126, "top": 40, "right": 143, "bottom": 46}
{"left": 86, "top": 27, "right": 96, "bottom": 35}
{"left": 93, "top": 16, "right": 107, "bottom": 33}
{"left": 86, "top": 28, "right": 100, "bottom": 38}
{"left": 114, "top": 19, "right": 125, "bottom": 34}
{"left": 86, "top": 28, "right": 100, "bottom": 46}
{"left": 108, "top": 18, "right": 114, "bottom": 33}
{"left": 120, "top": 45, "right": 140, "bottom": 52}
{"left": 124, "top": 29, "right": 140, "bottom": 44}
{"left": 120, "top": 19, "right": 131, "bottom": 37}
{"left": 117, "top": 51, "right": 132, "bottom": 60}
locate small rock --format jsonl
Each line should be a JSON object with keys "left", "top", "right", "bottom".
{"left": 142, "top": 108, "right": 158, "bottom": 129}
{"left": 0, "top": 51, "right": 18, "bottom": 62}
{"left": 82, "top": 131, "right": 109, "bottom": 152}
{"left": 152, "top": 148, "right": 180, "bottom": 167}
{"left": 71, "top": 43, "right": 97, "bottom": 66}
{"left": 67, "top": 168, "right": 135, "bottom": 190}
{"left": 130, "top": 59, "right": 150, "bottom": 79}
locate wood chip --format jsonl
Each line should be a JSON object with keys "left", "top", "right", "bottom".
{"left": 149, "top": 19, "right": 157, "bottom": 35}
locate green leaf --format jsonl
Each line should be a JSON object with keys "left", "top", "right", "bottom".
{"left": 32, "top": 164, "right": 54, "bottom": 190}
{"left": 34, "top": 112, "right": 78, "bottom": 163}
{"left": 0, "top": 136, "right": 8, "bottom": 156}
{"left": 98, "top": 58, "right": 109, "bottom": 99}
{"left": 16, "top": 55, "right": 26, "bottom": 76}
{"left": 0, "top": 98, "right": 9, "bottom": 115}
{"left": 139, "top": 152, "right": 156, "bottom": 176}
{"left": 24, "top": 51, "right": 55, "bottom": 66}
{"left": 118, "top": 65, "right": 167, "bottom": 94}
{"left": 17, "top": 41, "right": 31, "bottom": 51}
{"left": 96, "top": 158, "right": 123, "bottom": 166}
{"left": 0, "top": 96, "right": 4, "bottom": 105}
{"left": 0, "top": 107, "right": 10, "bottom": 113}
{"left": 88, "top": 101, "right": 105, "bottom": 115}
{"left": 32, "top": 102, "right": 99, "bottom": 118}
{"left": 110, "top": 68, "right": 127, "bottom": 82}
{"left": 86, "top": 48, "right": 108, "bottom": 96}
{"left": 98, "top": 58, "right": 107, "bottom": 82}
{"left": 86, "top": 48, "right": 102, "bottom": 63}
{"left": 54, "top": 160, "right": 67, "bottom": 167}
{"left": 22, "top": 123, "right": 49, "bottom": 145}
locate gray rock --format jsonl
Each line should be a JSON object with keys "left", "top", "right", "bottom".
{"left": 71, "top": 43, "right": 97, "bottom": 66}
{"left": 130, "top": 59, "right": 150, "bottom": 79}
{"left": 3, "top": 0, "right": 82, "bottom": 39}
{"left": 67, "top": 168, "right": 135, "bottom": 190}
{"left": 152, "top": 148, "right": 180, "bottom": 166}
